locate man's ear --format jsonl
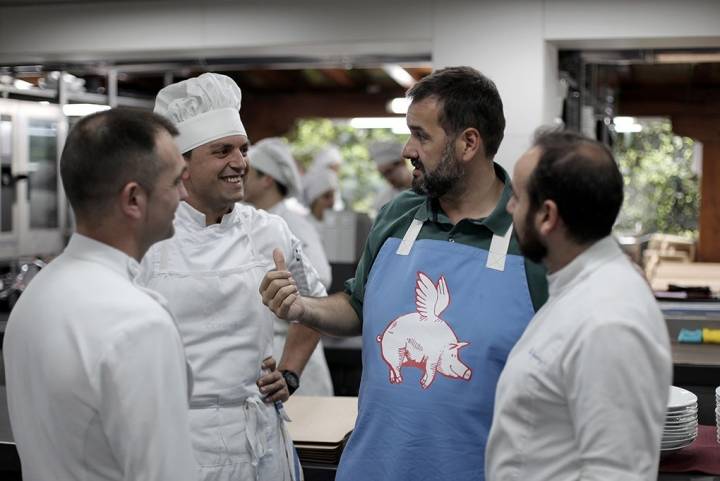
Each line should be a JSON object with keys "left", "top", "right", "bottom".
{"left": 262, "top": 175, "right": 275, "bottom": 189}
{"left": 458, "top": 128, "right": 484, "bottom": 162}
{"left": 537, "top": 199, "right": 561, "bottom": 237}
{"left": 119, "top": 182, "right": 146, "bottom": 221}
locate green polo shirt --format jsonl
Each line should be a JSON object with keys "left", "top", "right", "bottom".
{"left": 344, "top": 163, "right": 548, "bottom": 321}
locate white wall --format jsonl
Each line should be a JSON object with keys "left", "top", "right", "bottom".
{"left": 545, "top": 0, "right": 720, "bottom": 49}
{"left": 432, "top": 0, "right": 558, "bottom": 170}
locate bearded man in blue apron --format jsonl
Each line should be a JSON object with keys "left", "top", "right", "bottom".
{"left": 138, "top": 73, "right": 327, "bottom": 481}
{"left": 260, "top": 66, "right": 548, "bottom": 480}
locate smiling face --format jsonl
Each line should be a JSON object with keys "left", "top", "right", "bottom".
{"left": 183, "top": 134, "right": 249, "bottom": 221}
{"left": 403, "top": 96, "right": 464, "bottom": 198}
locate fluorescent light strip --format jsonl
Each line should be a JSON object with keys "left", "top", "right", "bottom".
{"left": 63, "top": 104, "right": 111, "bottom": 117}
{"left": 382, "top": 65, "right": 416, "bottom": 88}
{"left": 387, "top": 97, "right": 411, "bottom": 115}
{"left": 349, "top": 117, "right": 409, "bottom": 134}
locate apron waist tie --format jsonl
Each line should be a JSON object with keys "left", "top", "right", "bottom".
{"left": 245, "top": 396, "right": 269, "bottom": 480}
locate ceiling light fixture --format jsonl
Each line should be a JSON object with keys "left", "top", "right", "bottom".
{"left": 349, "top": 117, "right": 409, "bottom": 134}
{"left": 12, "top": 79, "right": 33, "bottom": 90}
{"left": 655, "top": 52, "right": 720, "bottom": 64}
{"left": 382, "top": 65, "right": 416, "bottom": 88}
{"left": 63, "top": 104, "right": 111, "bottom": 117}
{"left": 386, "top": 97, "right": 411, "bottom": 114}
{"left": 613, "top": 116, "right": 642, "bottom": 133}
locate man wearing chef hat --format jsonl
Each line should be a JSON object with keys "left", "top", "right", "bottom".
{"left": 4, "top": 108, "right": 197, "bottom": 481}
{"left": 302, "top": 164, "right": 339, "bottom": 229}
{"left": 310, "top": 144, "right": 342, "bottom": 172}
{"left": 486, "top": 129, "right": 671, "bottom": 481}
{"left": 368, "top": 140, "right": 413, "bottom": 212}
{"left": 140, "top": 72, "right": 326, "bottom": 481}
{"left": 244, "top": 137, "right": 334, "bottom": 396}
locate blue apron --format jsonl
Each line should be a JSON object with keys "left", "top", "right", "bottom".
{"left": 336, "top": 221, "right": 535, "bottom": 481}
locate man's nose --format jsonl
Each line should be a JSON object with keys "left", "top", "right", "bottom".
{"left": 229, "top": 149, "right": 248, "bottom": 171}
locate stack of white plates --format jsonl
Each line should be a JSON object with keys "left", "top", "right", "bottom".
{"left": 715, "top": 386, "right": 720, "bottom": 444}
{"left": 662, "top": 386, "right": 698, "bottom": 455}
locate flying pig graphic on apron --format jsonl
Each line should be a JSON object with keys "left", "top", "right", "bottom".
{"left": 377, "top": 272, "right": 472, "bottom": 389}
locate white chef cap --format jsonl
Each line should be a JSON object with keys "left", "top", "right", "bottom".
{"left": 303, "top": 165, "right": 339, "bottom": 206}
{"left": 248, "top": 138, "right": 303, "bottom": 198}
{"left": 369, "top": 140, "right": 405, "bottom": 167}
{"left": 310, "top": 145, "right": 343, "bottom": 171}
{"left": 154, "top": 72, "right": 246, "bottom": 154}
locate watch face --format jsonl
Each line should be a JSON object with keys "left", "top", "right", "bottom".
{"left": 283, "top": 370, "right": 299, "bottom": 390}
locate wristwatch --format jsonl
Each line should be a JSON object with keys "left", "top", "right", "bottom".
{"left": 281, "top": 370, "right": 300, "bottom": 396}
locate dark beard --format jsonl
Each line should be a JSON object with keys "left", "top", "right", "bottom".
{"left": 411, "top": 140, "right": 465, "bottom": 199}
{"left": 517, "top": 208, "right": 547, "bottom": 263}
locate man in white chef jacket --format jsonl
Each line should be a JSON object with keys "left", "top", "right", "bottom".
{"left": 3, "top": 108, "right": 198, "bottom": 481}
{"left": 141, "top": 72, "right": 326, "bottom": 481}
{"left": 244, "top": 138, "right": 334, "bottom": 396}
{"left": 485, "top": 129, "right": 672, "bottom": 481}
{"left": 368, "top": 140, "right": 413, "bottom": 213}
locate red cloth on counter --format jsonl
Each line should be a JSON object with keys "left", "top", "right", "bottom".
{"left": 659, "top": 425, "right": 720, "bottom": 475}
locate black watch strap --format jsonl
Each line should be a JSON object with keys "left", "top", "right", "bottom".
{"left": 281, "top": 370, "right": 300, "bottom": 396}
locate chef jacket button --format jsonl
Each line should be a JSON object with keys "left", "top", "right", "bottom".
{"left": 449, "top": 238, "right": 455, "bottom": 243}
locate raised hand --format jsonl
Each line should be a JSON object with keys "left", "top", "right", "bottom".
{"left": 259, "top": 248, "right": 305, "bottom": 321}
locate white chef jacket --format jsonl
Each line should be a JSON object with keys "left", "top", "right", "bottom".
{"left": 138, "top": 201, "right": 326, "bottom": 481}
{"left": 269, "top": 200, "right": 334, "bottom": 396}
{"left": 486, "top": 236, "right": 672, "bottom": 481}
{"left": 3, "top": 234, "right": 197, "bottom": 481}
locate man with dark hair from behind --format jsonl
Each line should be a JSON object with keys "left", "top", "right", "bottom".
{"left": 3, "top": 108, "right": 198, "bottom": 481}
{"left": 261, "top": 66, "right": 548, "bottom": 481}
{"left": 486, "top": 129, "right": 671, "bottom": 481}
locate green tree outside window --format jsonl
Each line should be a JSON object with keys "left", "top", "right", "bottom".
{"left": 614, "top": 119, "right": 699, "bottom": 238}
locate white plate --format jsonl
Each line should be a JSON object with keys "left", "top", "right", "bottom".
{"left": 662, "top": 440, "right": 696, "bottom": 450}
{"left": 665, "top": 416, "right": 698, "bottom": 424}
{"left": 668, "top": 403, "right": 698, "bottom": 410}
{"left": 667, "top": 404, "right": 698, "bottom": 413}
{"left": 668, "top": 387, "right": 698, "bottom": 409}
{"left": 663, "top": 431, "right": 698, "bottom": 441}
{"left": 666, "top": 410, "right": 698, "bottom": 418}
{"left": 664, "top": 426, "right": 698, "bottom": 434}
{"left": 660, "top": 443, "right": 694, "bottom": 456}
{"left": 663, "top": 433, "right": 698, "bottom": 442}
{"left": 661, "top": 439, "right": 695, "bottom": 451}
{"left": 666, "top": 412, "right": 698, "bottom": 421}
{"left": 662, "top": 434, "right": 697, "bottom": 446}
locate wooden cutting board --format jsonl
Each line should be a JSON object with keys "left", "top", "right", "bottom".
{"left": 283, "top": 396, "right": 358, "bottom": 445}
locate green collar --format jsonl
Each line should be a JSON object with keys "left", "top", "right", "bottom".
{"left": 414, "top": 162, "right": 514, "bottom": 236}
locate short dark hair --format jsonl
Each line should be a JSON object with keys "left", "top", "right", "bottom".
{"left": 60, "top": 108, "right": 179, "bottom": 218}
{"left": 528, "top": 129, "right": 624, "bottom": 244}
{"left": 407, "top": 66, "right": 505, "bottom": 158}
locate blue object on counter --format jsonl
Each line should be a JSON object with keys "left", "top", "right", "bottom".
{"left": 677, "top": 328, "right": 703, "bottom": 343}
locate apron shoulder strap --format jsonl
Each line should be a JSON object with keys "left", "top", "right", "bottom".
{"left": 396, "top": 219, "right": 424, "bottom": 256}
{"left": 487, "top": 223, "right": 514, "bottom": 272}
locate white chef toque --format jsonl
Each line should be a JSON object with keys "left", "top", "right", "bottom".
{"left": 303, "top": 165, "right": 339, "bottom": 207}
{"left": 248, "top": 138, "right": 303, "bottom": 199}
{"left": 369, "top": 140, "right": 405, "bottom": 167}
{"left": 310, "top": 145, "right": 343, "bottom": 171}
{"left": 153, "top": 72, "right": 246, "bottom": 154}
